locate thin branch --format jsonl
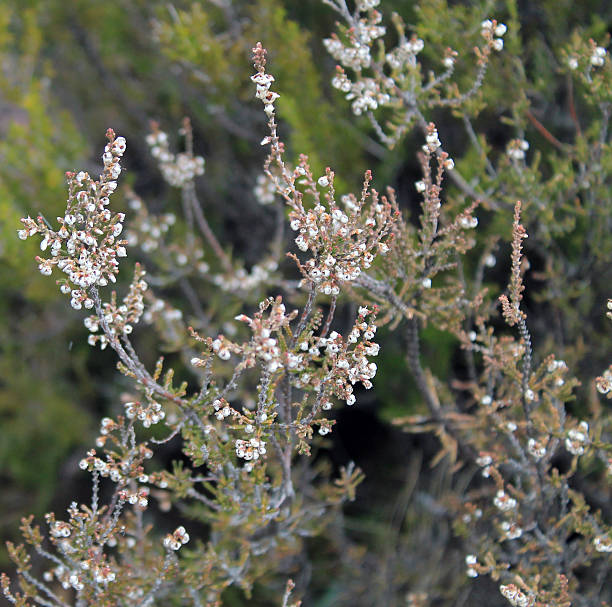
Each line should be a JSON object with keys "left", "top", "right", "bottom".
{"left": 319, "top": 295, "right": 337, "bottom": 339}
{"left": 184, "top": 182, "right": 234, "bottom": 274}
{"left": 525, "top": 109, "right": 568, "bottom": 152}
{"left": 290, "top": 284, "right": 316, "bottom": 348}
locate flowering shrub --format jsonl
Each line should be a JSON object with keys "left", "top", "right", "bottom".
{"left": 2, "top": 1, "right": 612, "bottom": 606}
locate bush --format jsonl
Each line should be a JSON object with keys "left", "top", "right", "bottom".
{"left": 2, "top": 1, "right": 611, "bottom": 605}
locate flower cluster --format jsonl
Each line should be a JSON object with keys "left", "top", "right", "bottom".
{"left": 323, "top": 3, "right": 508, "bottom": 151}
{"left": 124, "top": 191, "right": 178, "bottom": 254}
{"left": 147, "top": 127, "right": 205, "bottom": 188}
{"left": 119, "top": 487, "right": 150, "bottom": 510}
{"left": 78, "top": 444, "right": 152, "bottom": 485}
{"left": 18, "top": 129, "right": 128, "bottom": 309}
{"left": 212, "top": 259, "right": 278, "bottom": 293}
{"left": 324, "top": 5, "right": 392, "bottom": 118}
{"left": 124, "top": 399, "right": 166, "bottom": 428}
{"left": 526, "top": 437, "right": 546, "bottom": 460}
{"left": 84, "top": 264, "right": 148, "bottom": 348}
{"left": 385, "top": 35, "right": 424, "bottom": 70}
{"left": 287, "top": 306, "right": 380, "bottom": 412}
{"left": 507, "top": 138, "right": 530, "bottom": 161}
{"left": 590, "top": 44, "right": 607, "bottom": 67}
{"left": 566, "top": 40, "right": 608, "bottom": 72}
{"left": 323, "top": 7, "right": 385, "bottom": 72}
{"left": 499, "top": 584, "right": 533, "bottom": 607}
{"left": 493, "top": 489, "right": 517, "bottom": 512}
{"left": 594, "top": 535, "right": 612, "bottom": 552}
{"left": 565, "top": 420, "right": 589, "bottom": 456}
{"left": 331, "top": 67, "right": 391, "bottom": 116}
{"left": 253, "top": 42, "right": 398, "bottom": 298}
{"left": 596, "top": 363, "right": 612, "bottom": 395}
{"left": 235, "top": 437, "right": 267, "bottom": 462}
{"left": 212, "top": 397, "right": 233, "bottom": 420}
{"left": 500, "top": 520, "right": 523, "bottom": 540}
{"left": 251, "top": 44, "right": 280, "bottom": 117}
{"left": 464, "top": 554, "right": 479, "bottom": 578}
{"left": 163, "top": 526, "right": 190, "bottom": 551}
{"left": 213, "top": 297, "right": 298, "bottom": 372}
{"left": 287, "top": 163, "right": 397, "bottom": 295}
{"left": 480, "top": 19, "right": 507, "bottom": 52}
{"left": 254, "top": 173, "right": 277, "bottom": 205}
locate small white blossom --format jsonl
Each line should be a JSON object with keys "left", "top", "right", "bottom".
{"left": 494, "top": 490, "right": 517, "bottom": 511}
{"left": 164, "top": 526, "right": 190, "bottom": 551}
{"left": 459, "top": 216, "right": 478, "bottom": 229}
{"left": 500, "top": 520, "right": 523, "bottom": 540}
{"left": 465, "top": 555, "right": 478, "bottom": 578}
{"left": 591, "top": 46, "right": 607, "bottom": 67}
{"left": 500, "top": 584, "right": 532, "bottom": 607}
{"left": 495, "top": 23, "right": 507, "bottom": 37}
{"left": 594, "top": 535, "right": 612, "bottom": 552}
{"left": 565, "top": 421, "right": 589, "bottom": 455}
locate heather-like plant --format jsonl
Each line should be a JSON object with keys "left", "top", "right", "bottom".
{"left": 2, "top": 46, "right": 396, "bottom": 606}
{"left": 3, "top": 1, "right": 612, "bottom": 606}
{"left": 322, "top": 3, "right": 611, "bottom": 605}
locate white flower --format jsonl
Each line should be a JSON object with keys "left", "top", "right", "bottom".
{"left": 594, "top": 535, "right": 612, "bottom": 552}
{"left": 465, "top": 554, "right": 477, "bottom": 565}
{"left": 425, "top": 130, "right": 441, "bottom": 150}
{"left": 501, "top": 520, "right": 523, "bottom": 540}
{"left": 295, "top": 235, "right": 309, "bottom": 252}
{"left": 325, "top": 254, "right": 336, "bottom": 266}
{"left": 459, "top": 216, "right": 478, "bottom": 229}
{"left": 527, "top": 438, "right": 546, "bottom": 460}
{"left": 476, "top": 454, "right": 492, "bottom": 467}
{"left": 566, "top": 422, "right": 589, "bottom": 455}
{"left": 164, "top": 526, "right": 189, "bottom": 551}
{"left": 591, "top": 46, "right": 606, "bottom": 67}
{"left": 494, "top": 490, "right": 517, "bottom": 511}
